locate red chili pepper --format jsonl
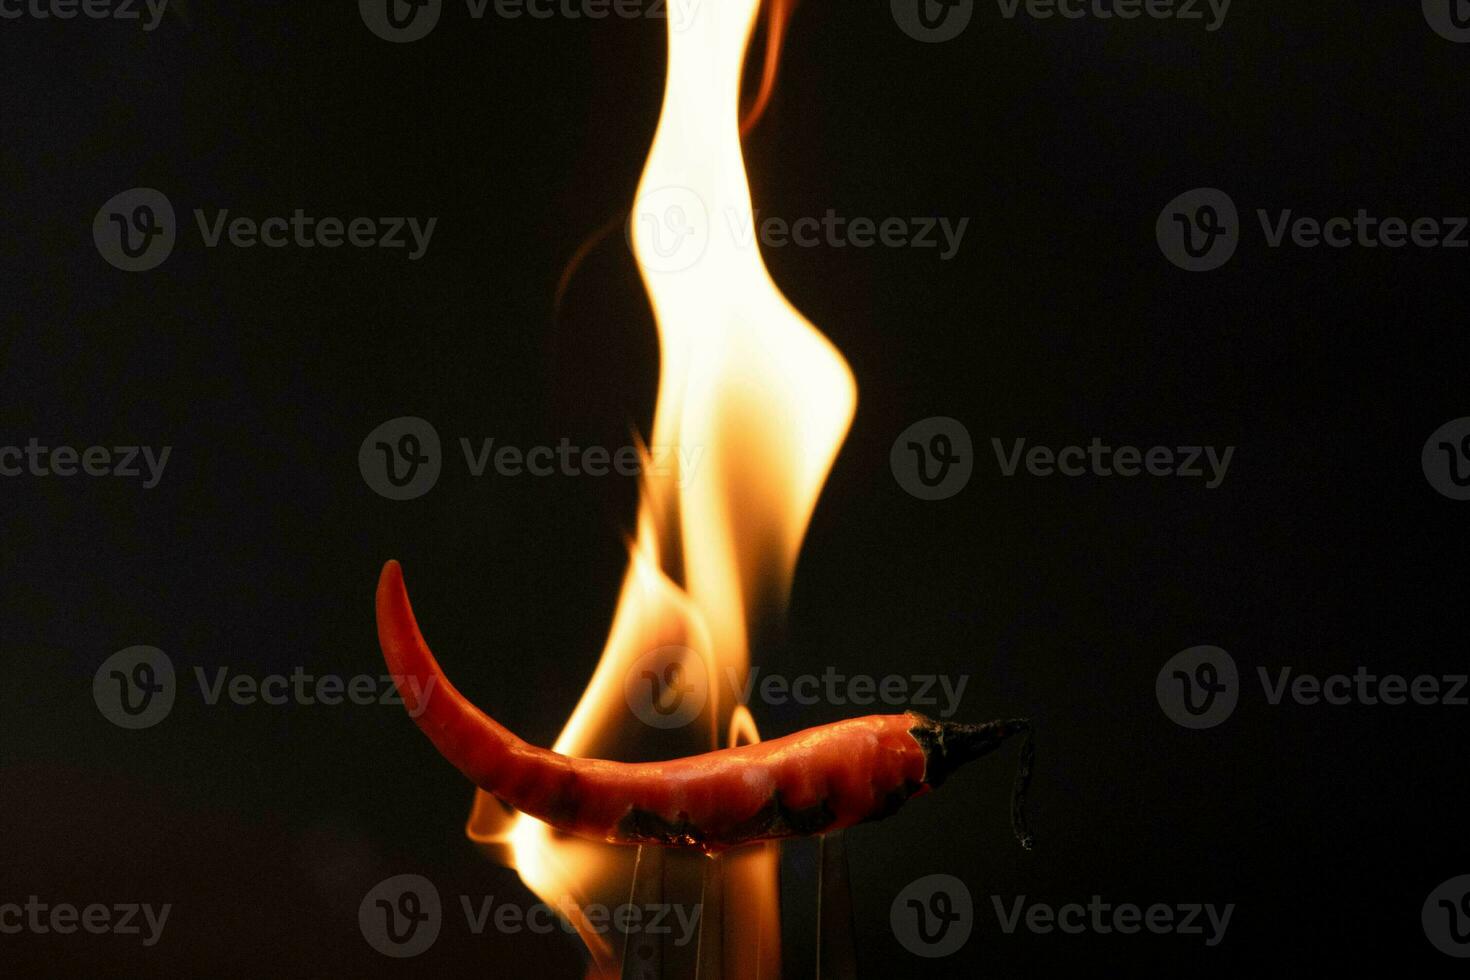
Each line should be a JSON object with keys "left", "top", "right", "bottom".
{"left": 377, "top": 561, "right": 1034, "bottom": 854}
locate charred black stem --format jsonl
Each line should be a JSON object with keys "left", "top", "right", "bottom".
{"left": 907, "top": 714, "right": 1036, "bottom": 851}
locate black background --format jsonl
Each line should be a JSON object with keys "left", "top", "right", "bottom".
{"left": 3, "top": 0, "right": 1469, "bottom": 975}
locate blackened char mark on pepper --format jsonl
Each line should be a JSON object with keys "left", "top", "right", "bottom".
{"left": 615, "top": 808, "right": 704, "bottom": 849}
{"left": 863, "top": 779, "right": 927, "bottom": 826}
{"left": 724, "top": 791, "right": 837, "bottom": 841}
{"left": 616, "top": 792, "right": 839, "bottom": 852}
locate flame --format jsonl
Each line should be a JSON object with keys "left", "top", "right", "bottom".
{"left": 474, "top": 1, "right": 855, "bottom": 974}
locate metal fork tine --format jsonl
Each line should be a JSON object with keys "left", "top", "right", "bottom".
{"left": 620, "top": 845, "right": 666, "bottom": 980}
{"left": 694, "top": 854, "right": 725, "bottom": 980}
{"left": 816, "top": 831, "right": 858, "bottom": 980}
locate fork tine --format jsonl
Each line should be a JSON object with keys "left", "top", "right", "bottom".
{"left": 816, "top": 831, "right": 858, "bottom": 979}
{"left": 694, "top": 854, "right": 725, "bottom": 980}
{"left": 620, "top": 845, "right": 666, "bottom": 980}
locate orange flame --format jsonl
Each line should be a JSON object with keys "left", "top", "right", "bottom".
{"left": 477, "top": 1, "right": 853, "bottom": 974}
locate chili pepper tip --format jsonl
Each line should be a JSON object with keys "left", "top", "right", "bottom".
{"left": 907, "top": 713, "right": 1036, "bottom": 852}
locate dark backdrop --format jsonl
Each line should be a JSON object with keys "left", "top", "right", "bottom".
{"left": 3, "top": 1, "right": 1468, "bottom": 976}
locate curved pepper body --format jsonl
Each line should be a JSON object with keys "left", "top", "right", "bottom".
{"left": 377, "top": 560, "right": 1031, "bottom": 853}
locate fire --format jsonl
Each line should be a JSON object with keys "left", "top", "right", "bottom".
{"left": 471, "top": 1, "right": 856, "bottom": 974}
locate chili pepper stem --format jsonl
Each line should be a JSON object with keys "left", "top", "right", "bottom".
{"left": 906, "top": 714, "right": 1036, "bottom": 851}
